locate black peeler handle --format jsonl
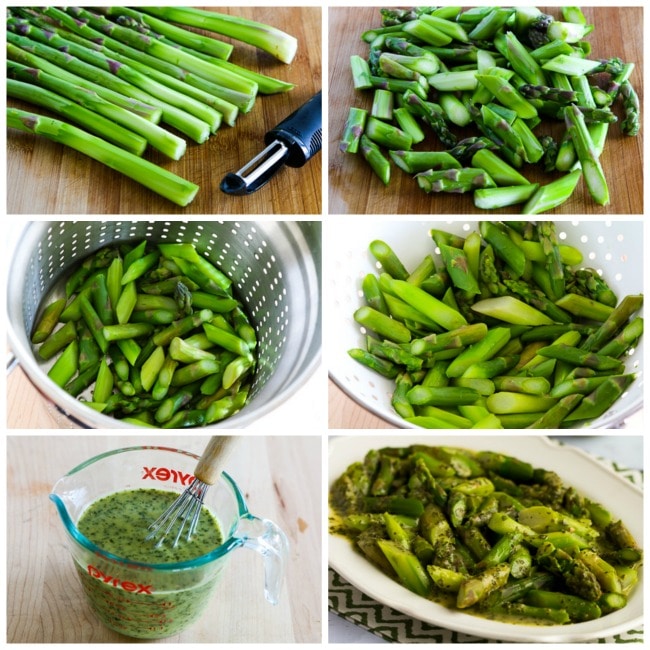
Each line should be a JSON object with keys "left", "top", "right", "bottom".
{"left": 220, "top": 91, "right": 322, "bottom": 195}
{"left": 264, "top": 90, "right": 322, "bottom": 167}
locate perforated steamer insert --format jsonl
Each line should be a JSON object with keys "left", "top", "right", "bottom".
{"left": 8, "top": 221, "right": 321, "bottom": 428}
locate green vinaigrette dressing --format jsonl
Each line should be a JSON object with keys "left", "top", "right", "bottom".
{"left": 78, "top": 488, "right": 223, "bottom": 563}
{"left": 75, "top": 488, "right": 224, "bottom": 638}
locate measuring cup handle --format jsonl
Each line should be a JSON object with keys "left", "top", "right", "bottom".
{"left": 240, "top": 514, "right": 289, "bottom": 605}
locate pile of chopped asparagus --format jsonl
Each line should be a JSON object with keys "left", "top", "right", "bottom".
{"left": 330, "top": 444, "right": 643, "bottom": 624}
{"left": 339, "top": 7, "right": 640, "bottom": 212}
{"left": 6, "top": 6, "right": 297, "bottom": 206}
{"left": 32, "top": 241, "right": 257, "bottom": 427}
{"left": 348, "top": 221, "right": 643, "bottom": 428}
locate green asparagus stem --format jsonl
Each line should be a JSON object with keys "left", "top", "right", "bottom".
{"left": 370, "top": 88, "right": 394, "bottom": 120}
{"left": 9, "top": 110, "right": 198, "bottom": 207}
{"left": 564, "top": 104, "right": 609, "bottom": 205}
{"left": 471, "top": 149, "right": 529, "bottom": 186}
{"left": 597, "top": 317, "right": 643, "bottom": 358}
{"left": 100, "top": 6, "right": 233, "bottom": 60}
{"left": 406, "top": 385, "right": 480, "bottom": 407}
{"left": 522, "top": 169, "right": 582, "bottom": 214}
{"left": 7, "top": 77, "right": 147, "bottom": 157}
{"left": 554, "top": 293, "right": 614, "bottom": 322}
{"left": 457, "top": 563, "right": 511, "bottom": 608}
{"left": 486, "top": 392, "right": 557, "bottom": 414}
{"left": 380, "top": 274, "right": 468, "bottom": 331}
{"left": 476, "top": 74, "right": 538, "bottom": 120}
{"left": 620, "top": 80, "right": 640, "bottom": 136}
{"left": 471, "top": 297, "right": 554, "bottom": 326}
{"left": 393, "top": 107, "right": 426, "bottom": 144}
{"left": 47, "top": 339, "right": 79, "bottom": 388}
{"left": 31, "top": 298, "right": 67, "bottom": 345}
{"left": 526, "top": 589, "right": 601, "bottom": 622}
{"left": 369, "top": 240, "right": 409, "bottom": 280}
{"left": 140, "top": 6, "right": 298, "bottom": 64}
{"left": 340, "top": 107, "right": 368, "bottom": 154}
{"left": 542, "top": 55, "right": 601, "bottom": 76}
{"left": 359, "top": 134, "right": 391, "bottom": 185}
{"left": 416, "top": 167, "right": 495, "bottom": 194}
{"left": 474, "top": 185, "right": 538, "bottom": 210}
{"left": 365, "top": 116, "right": 412, "bottom": 150}
{"left": 563, "top": 374, "right": 636, "bottom": 422}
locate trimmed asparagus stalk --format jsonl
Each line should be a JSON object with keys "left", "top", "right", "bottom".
{"left": 8, "top": 109, "right": 198, "bottom": 206}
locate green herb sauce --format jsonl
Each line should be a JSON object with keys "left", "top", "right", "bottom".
{"left": 78, "top": 488, "right": 222, "bottom": 563}
{"left": 75, "top": 488, "right": 224, "bottom": 638}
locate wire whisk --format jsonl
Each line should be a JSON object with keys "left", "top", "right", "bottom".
{"left": 145, "top": 436, "right": 236, "bottom": 548}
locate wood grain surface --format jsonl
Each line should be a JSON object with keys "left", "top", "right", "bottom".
{"left": 7, "top": 435, "right": 322, "bottom": 643}
{"left": 328, "top": 7, "right": 643, "bottom": 215}
{"left": 7, "top": 7, "right": 322, "bottom": 215}
{"left": 329, "top": 378, "right": 393, "bottom": 429}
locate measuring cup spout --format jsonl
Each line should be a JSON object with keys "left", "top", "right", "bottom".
{"left": 49, "top": 475, "right": 85, "bottom": 541}
{"left": 49, "top": 493, "right": 73, "bottom": 531}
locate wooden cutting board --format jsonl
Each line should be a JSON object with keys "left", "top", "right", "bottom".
{"left": 328, "top": 7, "right": 643, "bottom": 215}
{"left": 7, "top": 7, "right": 322, "bottom": 215}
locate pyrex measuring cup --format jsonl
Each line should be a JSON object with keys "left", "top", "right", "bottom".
{"left": 50, "top": 445, "right": 289, "bottom": 639}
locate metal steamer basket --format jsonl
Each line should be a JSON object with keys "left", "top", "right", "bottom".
{"left": 327, "top": 220, "right": 643, "bottom": 429}
{"left": 8, "top": 220, "right": 321, "bottom": 428}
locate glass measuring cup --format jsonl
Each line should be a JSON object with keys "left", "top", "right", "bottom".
{"left": 50, "top": 445, "right": 289, "bottom": 639}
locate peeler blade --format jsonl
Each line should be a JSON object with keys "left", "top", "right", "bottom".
{"left": 219, "top": 140, "right": 289, "bottom": 196}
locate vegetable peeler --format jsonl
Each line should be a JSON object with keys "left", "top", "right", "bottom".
{"left": 220, "top": 90, "right": 322, "bottom": 195}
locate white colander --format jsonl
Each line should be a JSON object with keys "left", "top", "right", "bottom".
{"left": 7, "top": 220, "right": 321, "bottom": 428}
{"left": 327, "top": 219, "right": 643, "bottom": 429}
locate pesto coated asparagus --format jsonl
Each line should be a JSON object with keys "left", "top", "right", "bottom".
{"left": 330, "top": 444, "right": 642, "bottom": 624}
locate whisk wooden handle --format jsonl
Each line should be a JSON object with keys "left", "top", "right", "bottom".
{"left": 194, "top": 436, "right": 237, "bottom": 485}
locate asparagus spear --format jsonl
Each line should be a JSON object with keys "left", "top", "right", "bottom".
{"left": 365, "top": 116, "right": 413, "bottom": 150}
{"left": 100, "top": 6, "right": 234, "bottom": 60}
{"left": 8, "top": 78, "right": 147, "bottom": 157}
{"left": 564, "top": 104, "right": 609, "bottom": 205}
{"left": 139, "top": 6, "right": 298, "bottom": 64}
{"left": 359, "top": 135, "right": 391, "bottom": 184}
{"left": 6, "top": 40, "right": 162, "bottom": 121}
{"left": 8, "top": 109, "right": 199, "bottom": 207}
{"left": 340, "top": 108, "right": 368, "bottom": 154}
{"left": 9, "top": 19, "right": 224, "bottom": 132}
{"left": 416, "top": 167, "right": 495, "bottom": 194}
{"left": 522, "top": 169, "right": 582, "bottom": 214}
{"left": 620, "top": 81, "right": 640, "bottom": 136}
